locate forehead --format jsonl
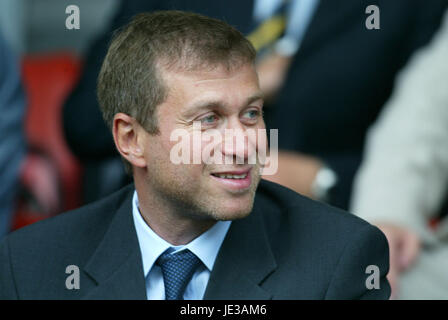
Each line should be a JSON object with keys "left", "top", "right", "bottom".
{"left": 160, "top": 63, "right": 261, "bottom": 111}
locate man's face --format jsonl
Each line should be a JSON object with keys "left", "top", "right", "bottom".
{"left": 140, "top": 63, "right": 265, "bottom": 221}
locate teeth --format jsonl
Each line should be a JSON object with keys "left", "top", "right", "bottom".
{"left": 214, "top": 173, "right": 247, "bottom": 179}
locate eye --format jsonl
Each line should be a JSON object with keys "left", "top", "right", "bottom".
{"left": 198, "top": 114, "right": 219, "bottom": 126}
{"left": 241, "top": 109, "right": 261, "bottom": 123}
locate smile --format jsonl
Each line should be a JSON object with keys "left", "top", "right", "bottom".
{"left": 210, "top": 169, "right": 252, "bottom": 190}
{"left": 211, "top": 173, "right": 248, "bottom": 179}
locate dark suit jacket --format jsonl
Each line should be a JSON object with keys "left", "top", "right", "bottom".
{"left": 63, "top": 0, "right": 447, "bottom": 207}
{"left": 0, "top": 180, "right": 390, "bottom": 299}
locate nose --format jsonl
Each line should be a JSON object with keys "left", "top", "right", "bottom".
{"left": 221, "top": 118, "right": 257, "bottom": 165}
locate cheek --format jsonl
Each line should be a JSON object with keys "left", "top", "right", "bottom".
{"left": 151, "top": 132, "right": 205, "bottom": 177}
{"left": 157, "top": 129, "right": 183, "bottom": 161}
{"left": 177, "top": 130, "right": 216, "bottom": 166}
{"left": 256, "top": 130, "right": 268, "bottom": 151}
{"left": 143, "top": 132, "right": 174, "bottom": 173}
{"left": 255, "top": 121, "right": 268, "bottom": 145}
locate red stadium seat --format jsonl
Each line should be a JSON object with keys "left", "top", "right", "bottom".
{"left": 13, "top": 53, "right": 83, "bottom": 230}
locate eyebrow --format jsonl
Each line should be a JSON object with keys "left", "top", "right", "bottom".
{"left": 183, "top": 92, "right": 264, "bottom": 118}
{"left": 246, "top": 92, "right": 265, "bottom": 105}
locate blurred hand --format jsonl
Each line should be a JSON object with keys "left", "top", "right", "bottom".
{"left": 376, "top": 223, "right": 421, "bottom": 299}
{"left": 262, "top": 151, "right": 322, "bottom": 197}
{"left": 256, "top": 53, "right": 292, "bottom": 102}
{"left": 20, "top": 153, "right": 60, "bottom": 214}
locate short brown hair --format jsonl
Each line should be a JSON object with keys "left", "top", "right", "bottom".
{"left": 97, "top": 10, "right": 256, "bottom": 174}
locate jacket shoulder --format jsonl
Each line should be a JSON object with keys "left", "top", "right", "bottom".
{"left": 6, "top": 184, "right": 134, "bottom": 246}
{"left": 257, "top": 179, "right": 370, "bottom": 229}
{"left": 0, "top": 184, "right": 134, "bottom": 299}
{"left": 1, "top": 184, "right": 134, "bottom": 276}
{"left": 255, "top": 180, "right": 390, "bottom": 299}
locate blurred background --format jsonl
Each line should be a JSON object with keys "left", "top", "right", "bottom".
{"left": 1, "top": 0, "right": 448, "bottom": 299}
{"left": 0, "top": 0, "right": 118, "bottom": 54}
{"left": 0, "top": 0, "right": 119, "bottom": 232}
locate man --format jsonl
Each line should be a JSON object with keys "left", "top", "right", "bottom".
{"left": 0, "top": 11, "right": 390, "bottom": 300}
{"left": 351, "top": 9, "right": 448, "bottom": 299}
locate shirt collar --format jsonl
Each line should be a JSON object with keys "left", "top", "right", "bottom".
{"left": 132, "top": 190, "right": 231, "bottom": 276}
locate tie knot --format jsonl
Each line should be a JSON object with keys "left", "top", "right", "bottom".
{"left": 156, "top": 249, "right": 202, "bottom": 300}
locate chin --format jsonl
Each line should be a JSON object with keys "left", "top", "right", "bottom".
{"left": 207, "top": 200, "right": 254, "bottom": 221}
{"left": 209, "top": 185, "right": 258, "bottom": 221}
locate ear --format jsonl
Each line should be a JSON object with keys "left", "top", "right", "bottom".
{"left": 112, "top": 113, "right": 146, "bottom": 169}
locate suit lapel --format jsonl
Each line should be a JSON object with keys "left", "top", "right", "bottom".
{"left": 203, "top": 198, "right": 277, "bottom": 300}
{"left": 83, "top": 189, "right": 147, "bottom": 299}
{"left": 80, "top": 184, "right": 278, "bottom": 300}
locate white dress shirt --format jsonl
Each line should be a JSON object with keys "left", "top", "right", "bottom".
{"left": 131, "top": 191, "right": 231, "bottom": 300}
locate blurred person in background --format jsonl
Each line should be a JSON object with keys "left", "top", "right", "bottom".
{"left": 351, "top": 9, "right": 448, "bottom": 299}
{"left": 0, "top": 31, "right": 26, "bottom": 239}
{"left": 262, "top": 0, "right": 447, "bottom": 209}
{"left": 63, "top": 0, "right": 447, "bottom": 208}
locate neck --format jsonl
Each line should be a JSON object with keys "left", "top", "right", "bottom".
{"left": 134, "top": 176, "right": 216, "bottom": 246}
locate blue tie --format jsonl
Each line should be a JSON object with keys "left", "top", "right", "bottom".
{"left": 156, "top": 249, "right": 202, "bottom": 300}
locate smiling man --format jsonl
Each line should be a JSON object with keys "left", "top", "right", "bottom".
{"left": 0, "top": 11, "right": 390, "bottom": 300}
{"left": 118, "top": 63, "right": 265, "bottom": 244}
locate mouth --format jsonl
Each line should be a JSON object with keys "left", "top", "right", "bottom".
{"left": 210, "top": 169, "right": 252, "bottom": 191}
{"left": 211, "top": 172, "right": 248, "bottom": 179}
